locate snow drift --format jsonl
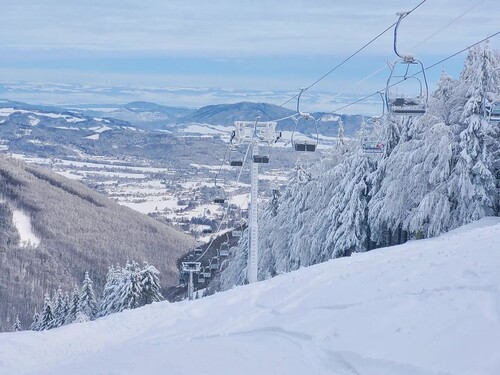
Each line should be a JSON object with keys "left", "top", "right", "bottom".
{"left": 1, "top": 218, "right": 500, "bottom": 375}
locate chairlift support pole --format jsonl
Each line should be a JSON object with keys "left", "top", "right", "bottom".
{"left": 232, "top": 120, "right": 278, "bottom": 284}
{"left": 248, "top": 141, "right": 259, "bottom": 283}
{"left": 188, "top": 271, "right": 194, "bottom": 300}
{"left": 182, "top": 262, "right": 201, "bottom": 300}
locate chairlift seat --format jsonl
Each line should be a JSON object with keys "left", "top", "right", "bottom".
{"left": 362, "top": 141, "right": 384, "bottom": 154}
{"left": 253, "top": 155, "right": 269, "bottom": 164}
{"left": 391, "top": 106, "right": 426, "bottom": 115}
{"left": 488, "top": 104, "right": 500, "bottom": 122}
{"left": 219, "top": 242, "right": 230, "bottom": 257}
{"left": 294, "top": 141, "right": 316, "bottom": 152}
{"left": 390, "top": 97, "right": 426, "bottom": 115}
{"left": 230, "top": 160, "right": 243, "bottom": 167}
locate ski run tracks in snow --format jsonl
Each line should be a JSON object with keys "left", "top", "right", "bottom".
{"left": 1, "top": 218, "right": 500, "bottom": 375}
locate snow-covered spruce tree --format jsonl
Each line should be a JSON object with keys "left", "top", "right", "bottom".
{"left": 30, "top": 310, "right": 40, "bottom": 331}
{"left": 447, "top": 43, "right": 499, "bottom": 227}
{"left": 294, "top": 159, "right": 312, "bottom": 183}
{"left": 220, "top": 227, "right": 249, "bottom": 289}
{"left": 337, "top": 118, "right": 345, "bottom": 146}
{"left": 320, "top": 149, "right": 377, "bottom": 257}
{"left": 99, "top": 265, "right": 124, "bottom": 317}
{"left": 221, "top": 145, "right": 363, "bottom": 286}
{"left": 100, "top": 261, "right": 163, "bottom": 316}
{"left": 369, "top": 94, "right": 456, "bottom": 241}
{"left": 40, "top": 294, "right": 55, "bottom": 330}
{"left": 433, "top": 68, "right": 460, "bottom": 125}
{"left": 13, "top": 316, "right": 22, "bottom": 332}
{"left": 117, "top": 261, "right": 143, "bottom": 311}
{"left": 366, "top": 114, "right": 404, "bottom": 245}
{"left": 383, "top": 114, "right": 402, "bottom": 157}
{"left": 67, "top": 286, "right": 80, "bottom": 324}
{"left": 52, "top": 288, "right": 66, "bottom": 328}
{"left": 270, "top": 180, "right": 281, "bottom": 217}
{"left": 404, "top": 70, "right": 460, "bottom": 237}
{"left": 61, "top": 293, "right": 70, "bottom": 325}
{"left": 77, "top": 271, "right": 98, "bottom": 321}
{"left": 139, "top": 263, "right": 163, "bottom": 306}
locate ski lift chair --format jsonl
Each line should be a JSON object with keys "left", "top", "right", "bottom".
{"left": 482, "top": 67, "right": 500, "bottom": 123}
{"left": 213, "top": 185, "right": 226, "bottom": 204}
{"left": 253, "top": 155, "right": 270, "bottom": 164}
{"left": 362, "top": 140, "right": 385, "bottom": 154}
{"left": 230, "top": 159, "right": 243, "bottom": 167}
{"left": 203, "top": 266, "right": 212, "bottom": 278}
{"left": 219, "top": 242, "right": 230, "bottom": 257}
{"left": 229, "top": 145, "right": 244, "bottom": 166}
{"left": 385, "top": 12, "right": 428, "bottom": 117}
{"left": 197, "top": 272, "right": 205, "bottom": 283}
{"left": 487, "top": 103, "right": 500, "bottom": 122}
{"left": 294, "top": 141, "right": 317, "bottom": 152}
{"left": 210, "top": 256, "right": 219, "bottom": 270}
{"left": 291, "top": 90, "right": 319, "bottom": 152}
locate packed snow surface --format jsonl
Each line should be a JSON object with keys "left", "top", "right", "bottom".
{"left": 1, "top": 218, "right": 500, "bottom": 374}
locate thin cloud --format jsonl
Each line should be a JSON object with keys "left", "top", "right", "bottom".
{"left": 1, "top": 0, "right": 497, "bottom": 56}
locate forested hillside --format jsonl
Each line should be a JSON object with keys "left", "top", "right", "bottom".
{"left": 221, "top": 43, "right": 500, "bottom": 289}
{"left": 0, "top": 156, "right": 192, "bottom": 329}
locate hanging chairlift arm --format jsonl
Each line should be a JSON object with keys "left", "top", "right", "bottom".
{"left": 394, "top": 12, "right": 413, "bottom": 62}
{"left": 292, "top": 89, "right": 319, "bottom": 151}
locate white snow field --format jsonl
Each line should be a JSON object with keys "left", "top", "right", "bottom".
{"left": 2, "top": 218, "right": 500, "bottom": 375}
{"left": 11, "top": 209, "right": 40, "bottom": 248}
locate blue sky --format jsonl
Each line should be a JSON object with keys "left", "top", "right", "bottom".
{"left": 0, "top": 0, "right": 498, "bottom": 114}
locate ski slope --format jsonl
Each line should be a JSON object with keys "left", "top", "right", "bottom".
{"left": 1, "top": 218, "right": 500, "bottom": 375}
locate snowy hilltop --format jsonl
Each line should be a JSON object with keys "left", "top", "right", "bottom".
{"left": 1, "top": 217, "right": 500, "bottom": 375}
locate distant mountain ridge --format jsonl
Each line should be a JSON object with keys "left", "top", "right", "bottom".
{"left": 177, "top": 101, "right": 295, "bottom": 125}
{"left": 71, "top": 101, "right": 194, "bottom": 130}
{"left": 178, "top": 101, "right": 363, "bottom": 137}
{"left": 0, "top": 99, "right": 364, "bottom": 137}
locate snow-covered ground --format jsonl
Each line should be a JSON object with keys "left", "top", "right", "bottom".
{"left": 2, "top": 218, "right": 500, "bottom": 374}
{"left": 11, "top": 209, "right": 40, "bottom": 248}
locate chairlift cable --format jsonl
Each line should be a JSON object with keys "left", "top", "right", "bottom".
{"left": 307, "top": 0, "right": 488, "bottom": 115}
{"left": 412, "top": 0, "right": 488, "bottom": 50}
{"left": 195, "top": 141, "right": 252, "bottom": 262}
{"left": 328, "top": 31, "right": 500, "bottom": 114}
{"left": 213, "top": 144, "right": 230, "bottom": 188}
{"left": 277, "top": 0, "right": 428, "bottom": 108}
